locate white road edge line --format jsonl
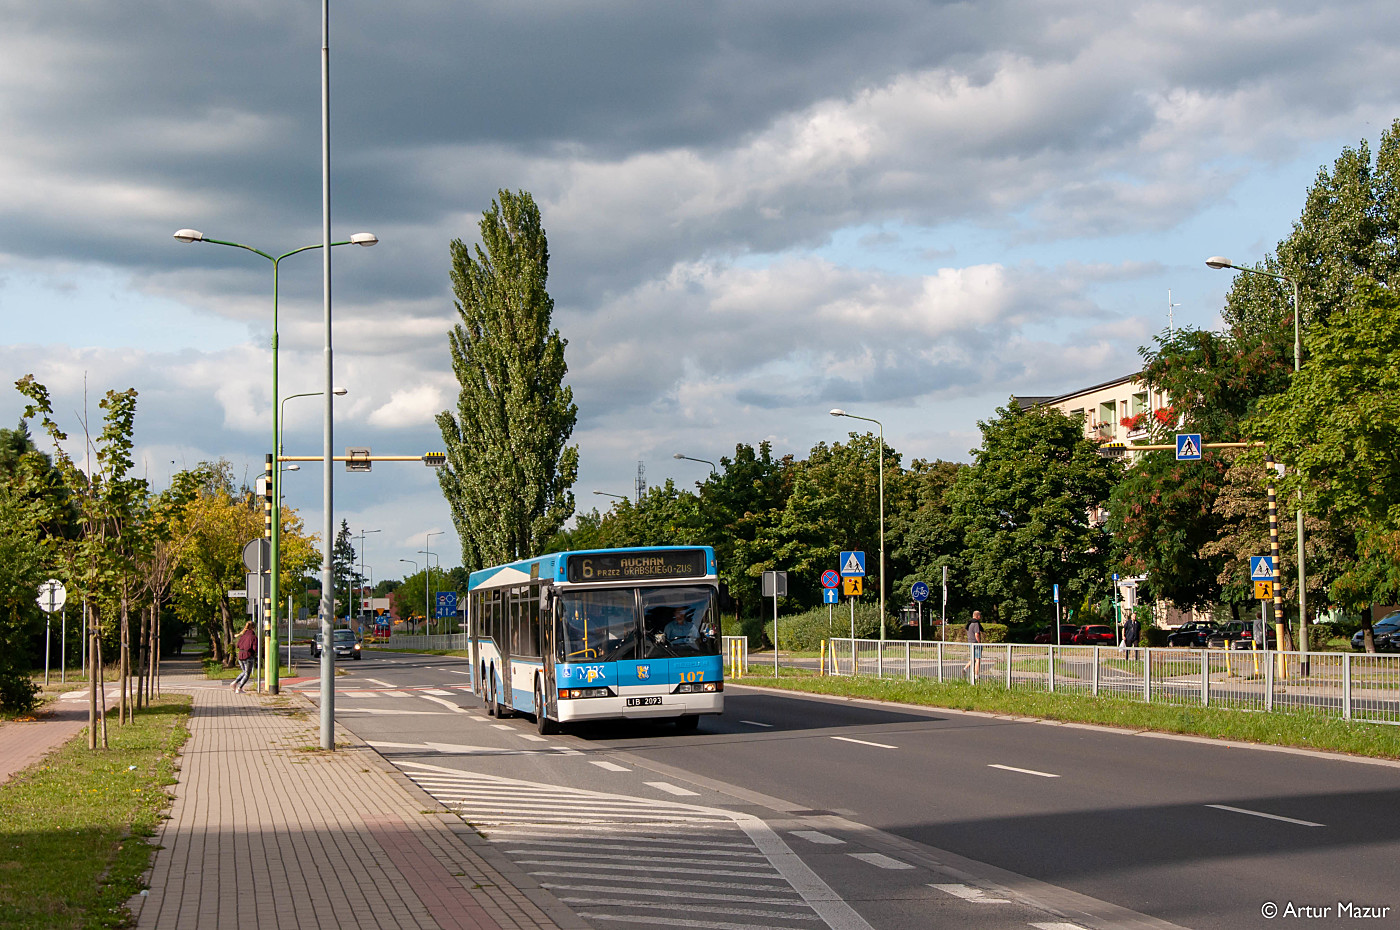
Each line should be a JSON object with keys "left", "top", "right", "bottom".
{"left": 1206, "top": 804, "right": 1324, "bottom": 827}
{"left": 740, "top": 720, "right": 774, "bottom": 728}
{"left": 830, "top": 736, "right": 897, "bottom": 749}
{"left": 988, "top": 763, "right": 1060, "bottom": 778}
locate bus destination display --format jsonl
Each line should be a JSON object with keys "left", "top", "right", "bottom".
{"left": 566, "top": 549, "right": 708, "bottom": 583}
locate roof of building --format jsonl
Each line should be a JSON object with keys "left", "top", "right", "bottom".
{"left": 1029, "top": 372, "right": 1144, "bottom": 408}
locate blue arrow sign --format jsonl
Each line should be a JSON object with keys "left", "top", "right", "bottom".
{"left": 911, "top": 582, "right": 929, "bottom": 602}
{"left": 823, "top": 588, "right": 839, "bottom": 605}
{"left": 1250, "top": 556, "right": 1274, "bottom": 580}
{"left": 1176, "top": 433, "right": 1202, "bottom": 461}
{"left": 839, "top": 551, "right": 866, "bottom": 577}
{"left": 1053, "top": 583, "right": 1060, "bottom": 603}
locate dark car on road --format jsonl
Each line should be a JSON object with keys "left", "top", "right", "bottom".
{"left": 1033, "top": 624, "right": 1080, "bottom": 645}
{"left": 1166, "top": 621, "right": 1218, "bottom": 648}
{"left": 311, "top": 629, "right": 363, "bottom": 660}
{"left": 1351, "top": 612, "right": 1400, "bottom": 652}
{"left": 1071, "top": 625, "right": 1116, "bottom": 646}
{"left": 1207, "top": 620, "right": 1277, "bottom": 650}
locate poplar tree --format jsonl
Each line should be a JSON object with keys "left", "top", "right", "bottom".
{"left": 437, "top": 190, "right": 579, "bottom": 569}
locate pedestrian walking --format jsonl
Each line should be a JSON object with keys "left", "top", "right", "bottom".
{"left": 963, "top": 610, "right": 984, "bottom": 678}
{"left": 1122, "top": 611, "right": 1141, "bottom": 660}
{"left": 232, "top": 621, "right": 257, "bottom": 693}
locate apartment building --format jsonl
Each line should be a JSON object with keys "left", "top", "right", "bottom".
{"left": 1017, "top": 372, "right": 1171, "bottom": 444}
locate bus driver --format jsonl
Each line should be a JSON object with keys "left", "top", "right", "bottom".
{"left": 664, "top": 608, "right": 697, "bottom": 647}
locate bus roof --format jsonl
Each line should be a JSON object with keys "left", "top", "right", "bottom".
{"left": 467, "top": 545, "right": 715, "bottom": 591}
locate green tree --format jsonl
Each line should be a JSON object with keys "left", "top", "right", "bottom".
{"left": 948, "top": 402, "right": 1118, "bottom": 628}
{"left": 437, "top": 189, "right": 579, "bottom": 570}
{"left": 891, "top": 459, "right": 967, "bottom": 618}
{"left": 1254, "top": 281, "right": 1400, "bottom": 627}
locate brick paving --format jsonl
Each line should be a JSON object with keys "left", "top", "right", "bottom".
{"left": 0, "top": 687, "right": 101, "bottom": 785}
{"left": 131, "top": 669, "right": 580, "bottom": 930}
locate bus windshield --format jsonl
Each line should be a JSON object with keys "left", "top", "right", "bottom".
{"left": 558, "top": 589, "right": 638, "bottom": 663}
{"left": 641, "top": 586, "right": 720, "bottom": 659}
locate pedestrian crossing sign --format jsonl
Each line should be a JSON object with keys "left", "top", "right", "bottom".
{"left": 839, "top": 551, "right": 866, "bottom": 577}
{"left": 1250, "top": 556, "right": 1274, "bottom": 580}
{"left": 1175, "top": 433, "right": 1202, "bottom": 461}
{"left": 842, "top": 576, "right": 863, "bottom": 597}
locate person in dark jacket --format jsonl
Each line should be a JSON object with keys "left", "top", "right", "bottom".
{"left": 232, "top": 621, "right": 257, "bottom": 693}
{"left": 1122, "top": 611, "right": 1141, "bottom": 659}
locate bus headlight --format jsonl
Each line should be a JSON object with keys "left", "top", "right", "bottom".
{"left": 672, "top": 681, "right": 722, "bottom": 694}
{"left": 559, "top": 687, "right": 610, "bottom": 700}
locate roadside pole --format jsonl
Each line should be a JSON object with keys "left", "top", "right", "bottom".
{"left": 941, "top": 565, "right": 948, "bottom": 643}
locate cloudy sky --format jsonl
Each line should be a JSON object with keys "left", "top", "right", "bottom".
{"left": 2, "top": 1, "right": 1396, "bottom": 576}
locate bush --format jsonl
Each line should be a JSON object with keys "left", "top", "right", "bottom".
{"left": 1309, "top": 623, "right": 1337, "bottom": 651}
{"left": 765, "top": 603, "right": 885, "bottom": 651}
{"left": 943, "top": 623, "right": 1008, "bottom": 644}
{"left": 1141, "top": 627, "right": 1169, "bottom": 647}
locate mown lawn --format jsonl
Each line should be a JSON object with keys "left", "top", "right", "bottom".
{"left": 0, "top": 695, "right": 192, "bottom": 929}
{"left": 735, "top": 674, "right": 1400, "bottom": 760}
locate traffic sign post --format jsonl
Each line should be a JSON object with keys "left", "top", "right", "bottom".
{"left": 36, "top": 579, "right": 66, "bottom": 686}
{"left": 762, "top": 571, "right": 787, "bottom": 676}
{"left": 1053, "top": 583, "right": 1062, "bottom": 645}
{"left": 911, "top": 582, "right": 929, "bottom": 642}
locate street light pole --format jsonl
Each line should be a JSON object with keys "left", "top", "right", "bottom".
{"left": 425, "top": 531, "right": 443, "bottom": 634}
{"left": 354, "top": 529, "right": 380, "bottom": 633}
{"left": 592, "top": 490, "right": 627, "bottom": 501}
{"left": 399, "top": 559, "right": 418, "bottom": 631}
{"left": 1207, "top": 257, "right": 1308, "bottom": 669}
{"left": 673, "top": 452, "right": 719, "bottom": 476}
{"left": 829, "top": 409, "right": 886, "bottom": 636}
{"left": 173, "top": 231, "right": 374, "bottom": 696}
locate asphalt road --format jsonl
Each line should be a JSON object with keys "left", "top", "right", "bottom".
{"left": 292, "top": 648, "right": 1400, "bottom": 930}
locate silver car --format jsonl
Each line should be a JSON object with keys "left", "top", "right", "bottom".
{"left": 311, "top": 629, "right": 363, "bottom": 660}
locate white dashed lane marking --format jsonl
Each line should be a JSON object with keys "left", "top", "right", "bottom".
{"left": 930, "top": 883, "right": 1010, "bottom": 904}
{"left": 790, "top": 831, "right": 844, "bottom": 845}
{"left": 741, "top": 720, "right": 774, "bottom": 727}
{"left": 647, "top": 781, "right": 701, "bottom": 797}
{"left": 829, "top": 736, "right": 897, "bottom": 749}
{"left": 988, "top": 764, "right": 1060, "bottom": 779}
{"left": 1206, "top": 804, "right": 1324, "bottom": 827}
{"left": 848, "top": 852, "right": 913, "bottom": 870}
{"left": 590, "top": 760, "right": 631, "bottom": 772}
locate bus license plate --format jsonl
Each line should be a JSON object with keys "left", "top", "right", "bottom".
{"left": 626, "top": 697, "right": 662, "bottom": 707}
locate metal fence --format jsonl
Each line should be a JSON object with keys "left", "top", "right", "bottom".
{"left": 820, "top": 639, "right": 1400, "bottom": 725}
{"left": 380, "top": 633, "right": 468, "bottom": 651}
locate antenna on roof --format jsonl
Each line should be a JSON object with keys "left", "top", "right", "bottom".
{"left": 1168, "top": 289, "right": 1181, "bottom": 336}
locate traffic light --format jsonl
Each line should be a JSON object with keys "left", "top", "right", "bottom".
{"left": 1098, "top": 442, "right": 1127, "bottom": 459}
{"left": 423, "top": 452, "right": 446, "bottom": 467}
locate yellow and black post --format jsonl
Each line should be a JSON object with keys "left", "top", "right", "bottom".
{"left": 263, "top": 454, "right": 278, "bottom": 693}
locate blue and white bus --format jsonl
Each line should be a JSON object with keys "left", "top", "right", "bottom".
{"left": 467, "top": 546, "right": 724, "bottom": 734}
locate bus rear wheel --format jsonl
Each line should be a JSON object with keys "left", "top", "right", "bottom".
{"left": 535, "top": 679, "right": 557, "bottom": 736}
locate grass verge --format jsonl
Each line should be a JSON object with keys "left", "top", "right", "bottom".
{"left": 0, "top": 694, "right": 192, "bottom": 929}
{"left": 365, "top": 647, "right": 469, "bottom": 657}
{"left": 736, "top": 674, "right": 1400, "bottom": 760}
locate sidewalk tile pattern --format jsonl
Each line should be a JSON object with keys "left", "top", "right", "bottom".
{"left": 132, "top": 675, "right": 565, "bottom": 930}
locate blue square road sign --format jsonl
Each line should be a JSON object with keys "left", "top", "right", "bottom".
{"left": 839, "top": 551, "right": 866, "bottom": 577}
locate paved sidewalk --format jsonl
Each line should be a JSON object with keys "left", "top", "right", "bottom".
{"left": 0, "top": 685, "right": 107, "bottom": 785}
{"left": 131, "top": 670, "right": 579, "bottom": 930}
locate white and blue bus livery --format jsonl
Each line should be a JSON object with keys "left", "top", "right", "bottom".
{"left": 467, "top": 546, "right": 724, "bottom": 734}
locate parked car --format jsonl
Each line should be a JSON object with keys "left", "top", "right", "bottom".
{"left": 310, "top": 629, "right": 363, "bottom": 660}
{"left": 1351, "top": 611, "right": 1400, "bottom": 652}
{"left": 1207, "top": 620, "right": 1277, "bottom": 650}
{"left": 1033, "top": 624, "right": 1080, "bottom": 645}
{"left": 1071, "top": 624, "right": 1116, "bottom": 645}
{"left": 1166, "top": 621, "right": 1218, "bottom": 648}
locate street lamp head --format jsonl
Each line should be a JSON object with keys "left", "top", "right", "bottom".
{"left": 286, "top": 464, "right": 300, "bottom": 471}
{"left": 173, "top": 228, "right": 204, "bottom": 243}
{"left": 333, "top": 388, "right": 348, "bottom": 396}
{"left": 829, "top": 408, "right": 846, "bottom": 417}
{"left": 1205, "top": 256, "right": 1233, "bottom": 270}
{"left": 673, "top": 453, "right": 684, "bottom": 460}
{"left": 349, "top": 232, "right": 378, "bottom": 247}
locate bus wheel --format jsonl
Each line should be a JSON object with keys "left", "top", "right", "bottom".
{"left": 674, "top": 715, "right": 699, "bottom": 732}
{"left": 535, "top": 679, "right": 557, "bottom": 736}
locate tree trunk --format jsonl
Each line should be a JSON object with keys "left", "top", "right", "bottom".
{"left": 87, "top": 603, "right": 97, "bottom": 750}
{"left": 1362, "top": 603, "right": 1376, "bottom": 654}
{"left": 119, "top": 597, "right": 129, "bottom": 724}
{"left": 153, "top": 605, "right": 161, "bottom": 698}
{"left": 95, "top": 633, "right": 108, "bottom": 749}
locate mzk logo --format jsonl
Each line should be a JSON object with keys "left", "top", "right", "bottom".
{"left": 637, "top": 665, "right": 650, "bottom": 680}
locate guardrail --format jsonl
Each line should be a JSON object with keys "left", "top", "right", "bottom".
{"left": 379, "top": 633, "right": 467, "bottom": 652}
{"left": 821, "top": 639, "right": 1400, "bottom": 725}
